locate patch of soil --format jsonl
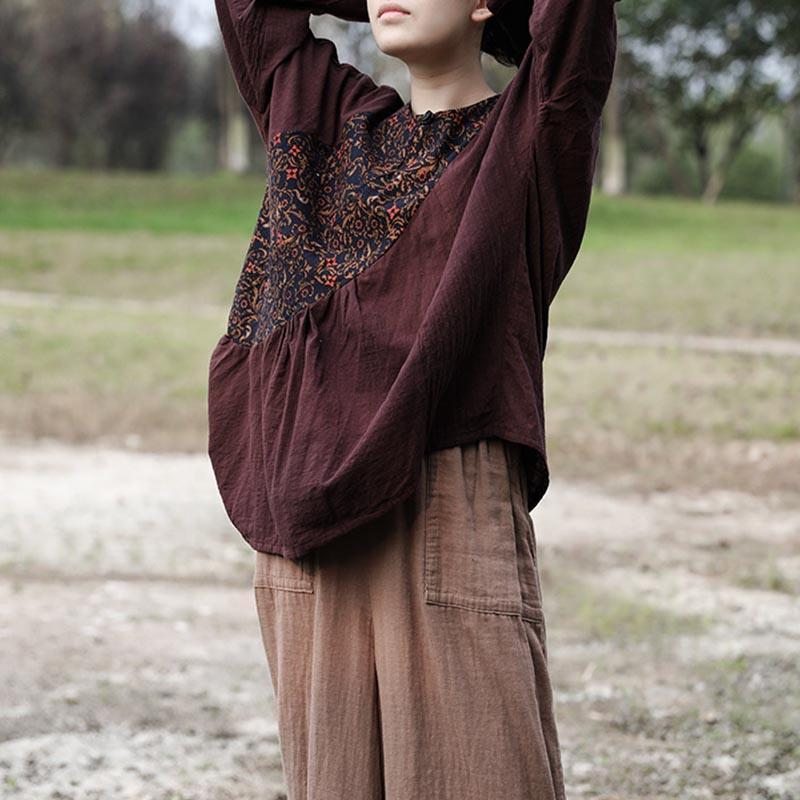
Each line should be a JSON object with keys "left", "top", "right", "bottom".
{"left": 1, "top": 436, "right": 798, "bottom": 799}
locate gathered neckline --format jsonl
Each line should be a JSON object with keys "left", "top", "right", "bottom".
{"left": 402, "top": 93, "right": 501, "bottom": 123}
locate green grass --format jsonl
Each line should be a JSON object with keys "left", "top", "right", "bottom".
{"left": 585, "top": 192, "right": 800, "bottom": 256}
{"left": 733, "top": 556, "right": 798, "bottom": 595}
{"left": 0, "top": 167, "right": 266, "bottom": 234}
{"left": 1, "top": 167, "right": 799, "bottom": 337}
{"left": 545, "top": 339, "right": 800, "bottom": 443}
{"left": 553, "top": 246, "right": 800, "bottom": 338}
{"left": 0, "top": 301, "right": 223, "bottom": 449}
{"left": 555, "top": 194, "right": 800, "bottom": 339}
{"left": 545, "top": 569, "right": 711, "bottom": 645}
{"left": 0, "top": 228, "right": 245, "bottom": 307}
{"left": 0, "top": 168, "right": 797, "bottom": 481}
{"left": 692, "top": 654, "right": 800, "bottom": 743}
{"left": 1, "top": 303, "right": 219, "bottom": 397}
{"left": 2, "top": 300, "right": 796, "bottom": 451}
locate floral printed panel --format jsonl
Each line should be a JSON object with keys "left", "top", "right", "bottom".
{"left": 226, "top": 94, "right": 500, "bottom": 347}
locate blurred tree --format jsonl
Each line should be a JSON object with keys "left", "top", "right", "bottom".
{"left": 601, "top": 44, "right": 627, "bottom": 196}
{"left": 314, "top": 13, "right": 407, "bottom": 90}
{"left": 788, "top": 100, "right": 800, "bottom": 203}
{"left": 187, "top": 43, "right": 225, "bottom": 169}
{"left": 27, "top": 0, "right": 113, "bottom": 166}
{"left": 764, "top": 0, "right": 800, "bottom": 202}
{"left": 26, "top": 0, "right": 191, "bottom": 170}
{"left": 215, "top": 39, "right": 253, "bottom": 174}
{"left": 0, "top": 0, "right": 36, "bottom": 162}
{"left": 103, "top": 0, "right": 192, "bottom": 169}
{"left": 621, "top": 0, "right": 787, "bottom": 203}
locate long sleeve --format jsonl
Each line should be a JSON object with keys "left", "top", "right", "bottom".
{"left": 486, "top": 0, "right": 619, "bottom": 125}
{"left": 487, "top": 0, "right": 620, "bottom": 309}
{"left": 214, "top": 0, "right": 399, "bottom": 148}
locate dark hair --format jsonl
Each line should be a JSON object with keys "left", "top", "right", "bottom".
{"left": 480, "top": 3, "right": 532, "bottom": 68}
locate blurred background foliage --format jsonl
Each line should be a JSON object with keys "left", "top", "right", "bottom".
{"left": 1, "top": 7, "right": 798, "bottom": 795}
{"left": 0, "top": 0, "right": 799, "bottom": 204}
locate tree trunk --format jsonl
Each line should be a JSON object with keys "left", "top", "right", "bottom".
{"left": 601, "top": 65, "right": 626, "bottom": 196}
{"left": 217, "top": 51, "right": 251, "bottom": 173}
{"left": 638, "top": 94, "right": 692, "bottom": 196}
{"left": 701, "top": 114, "right": 757, "bottom": 204}
{"left": 786, "top": 94, "right": 800, "bottom": 204}
{"left": 692, "top": 123, "right": 711, "bottom": 200}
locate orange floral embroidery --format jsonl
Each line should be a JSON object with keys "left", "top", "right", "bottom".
{"left": 226, "top": 95, "right": 499, "bottom": 347}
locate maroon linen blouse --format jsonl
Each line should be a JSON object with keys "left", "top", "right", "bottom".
{"left": 208, "top": 0, "right": 620, "bottom": 558}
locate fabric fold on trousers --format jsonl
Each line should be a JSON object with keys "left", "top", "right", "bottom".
{"left": 253, "top": 437, "right": 567, "bottom": 800}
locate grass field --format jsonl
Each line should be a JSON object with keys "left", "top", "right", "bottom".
{"left": 1, "top": 167, "right": 798, "bottom": 496}
{"left": 1, "top": 167, "right": 798, "bottom": 799}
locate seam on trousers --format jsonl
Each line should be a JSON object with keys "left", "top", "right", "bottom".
{"left": 423, "top": 596, "right": 526, "bottom": 619}
{"left": 370, "top": 604, "right": 386, "bottom": 797}
{"left": 511, "top": 614, "right": 562, "bottom": 799}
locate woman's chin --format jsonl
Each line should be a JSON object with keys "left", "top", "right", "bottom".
{"left": 374, "top": 37, "right": 426, "bottom": 64}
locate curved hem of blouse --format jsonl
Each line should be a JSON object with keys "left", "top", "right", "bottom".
{"left": 244, "top": 432, "right": 550, "bottom": 559}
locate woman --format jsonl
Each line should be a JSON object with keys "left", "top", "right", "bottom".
{"left": 208, "top": 0, "right": 619, "bottom": 797}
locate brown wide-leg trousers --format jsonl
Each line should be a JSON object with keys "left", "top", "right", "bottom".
{"left": 253, "top": 437, "right": 567, "bottom": 800}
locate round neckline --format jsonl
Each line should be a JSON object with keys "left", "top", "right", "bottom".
{"left": 404, "top": 92, "right": 501, "bottom": 122}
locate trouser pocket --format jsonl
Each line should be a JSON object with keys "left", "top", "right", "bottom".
{"left": 253, "top": 549, "right": 316, "bottom": 593}
{"left": 423, "top": 438, "right": 544, "bottom": 621}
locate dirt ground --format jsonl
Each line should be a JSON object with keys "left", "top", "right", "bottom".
{"left": 1, "top": 434, "right": 798, "bottom": 799}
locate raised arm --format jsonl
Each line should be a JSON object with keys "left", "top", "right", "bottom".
{"left": 214, "top": 0, "right": 399, "bottom": 148}
{"left": 486, "top": 0, "right": 619, "bottom": 125}
{"left": 486, "top": 0, "right": 620, "bottom": 307}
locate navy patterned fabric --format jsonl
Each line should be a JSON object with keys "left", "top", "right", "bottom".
{"left": 226, "top": 94, "right": 500, "bottom": 347}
